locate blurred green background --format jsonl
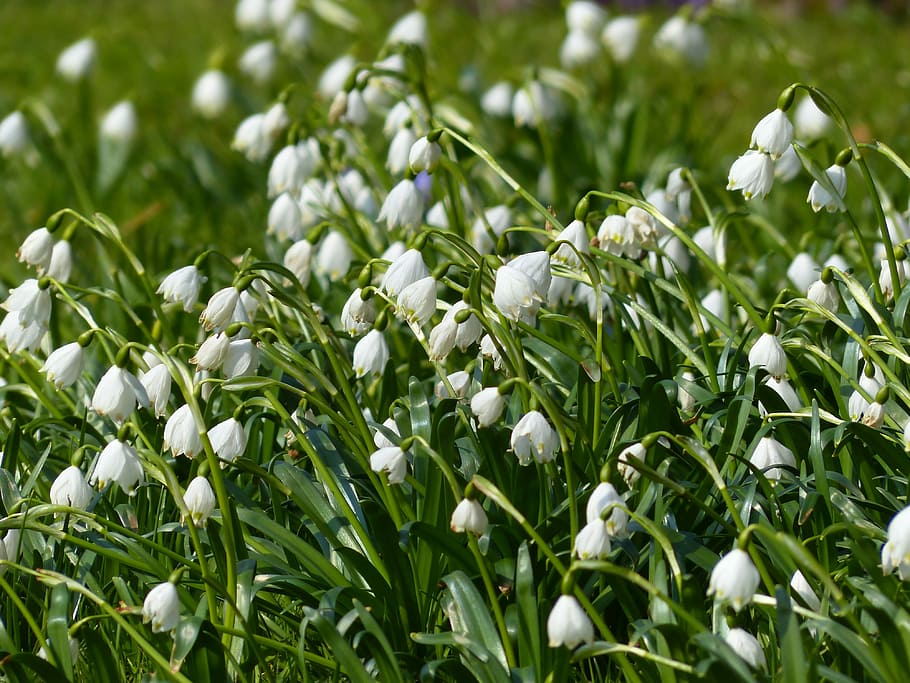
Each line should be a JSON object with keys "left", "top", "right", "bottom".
{"left": 0, "top": 0, "right": 908, "bottom": 277}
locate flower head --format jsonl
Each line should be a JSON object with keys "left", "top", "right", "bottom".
{"left": 139, "top": 363, "right": 172, "bottom": 418}
{"left": 100, "top": 101, "right": 138, "bottom": 144}
{"left": 707, "top": 548, "right": 760, "bottom": 611}
{"left": 353, "top": 330, "right": 389, "bottom": 379}
{"left": 142, "top": 582, "right": 181, "bottom": 633}
{"left": 378, "top": 179, "right": 424, "bottom": 231}
{"left": 17, "top": 227, "right": 54, "bottom": 272}
{"left": 92, "top": 366, "right": 149, "bottom": 424}
{"left": 381, "top": 249, "right": 429, "bottom": 295}
{"left": 450, "top": 498, "right": 488, "bottom": 535}
{"left": 470, "top": 387, "right": 506, "bottom": 428}
{"left": 50, "top": 466, "right": 93, "bottom": 509}
{"left": 750, "top": 109, "right": 793, "bottom": 159}
{"left": 547, "top": 595, "right": 594, "bottom": 649}
{"left": 510, "top": 411, "right": 559, "bottom": 465}
{"left": 370, "top": 446, "right": 408, "bottom": 484}
{"left": 749, "top": 436, "right": 796, "bottom": 481}
{"left": 199, "top": 286, "right": 240, "bottom": 332}
{"left": 748, "top": 332, "right": 787, "bottom": 379}
{"left": 183, "top": 476, "right": 217, "bottom": 526}
{"left": 585, "top": 482, "right": 628, "bottom": 537}
{"left": 41, "top": 342, "right": 84, "bottom": 389}
{"left": 192, "top": 69, "right": 231, "bottom": 119}
{"left": 725, "top": 628, "right": 766, "bottom": 671}
{"left": 158, "top": 265, "right": 206, "bottom": 312}
{"left": 90, "top": 439, "right": 144, "bottom": 494}
{"left": 207, "top": 417, "right": 248, "bottom": 464}
{"left": 0, "top": 111, "right": 29, "bottom": 158}
{"left": 56, "top": 38, "right": 96, "bottom": 82}
{"left": 727, "top": 151, "right": 774, "bottom": 200}
{"left": 882, "top": 505, "right": 910, "bottom": 580}
{"left": 807, "top": 164, "right": 847, "bottom": 213}
{"left": 574, "top": 519, "right": 611, "bottom": 559}
{"left": 163, "top": 404, "right": 203, "bottom": 458}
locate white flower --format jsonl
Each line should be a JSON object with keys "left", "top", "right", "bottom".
{"left": 191, "top": 69, "right": 231, "bottom": 119}
{"left": 139, "top": 363, "right": 171, "bottom": 417}
{"left": 44, "top": 240, "right": 71, "bottom": 283}
{"left": 512, "top": 81, "right": 557, "bottom": 129}
{"left": 597, "top": 214, "right": 638, "bottom": 258}
{"left": 370, "top": 446, "right": 408, "bottom": 484}
{"left": 560, "top": 29, "right": 601, "bottom": 69}
{"left": 879, "top": 258, "right": 908, "bottom": 301}
{"left": 353, "top": 330, "right": 389, "bottom": 378}
{"left": 340, "top": 89, "right": 369, "bottom": 126}
{"left": 794, "top": 96, "right": 831, "bottom": 139}
{"left": 481, "top": 82, "right": 514, "bottom": 118}
{"left": 493, "top": 265, "right": 537, "bottom": 323}
{"left": 92, "top": 366, "right": 149, "bottom": 423}
{"left": 509, "top": 251, "right": 551, "bottom": 304}
{"left": 3, "top": 278, "right": 51, "bottom": 327}
{"left": 787, "top": 252, "right": 818, "bottom": 292}
{"left": 727, "top": 151, "right": 774, "bottom": 200}
{"left": 263, "top": 102, "right": 290, "bottom": 141}
{"left": 707, "top": 548, "right": 760, "bottom": 612}
{"left": 775, "top": 144, "right": 803, "bottom": 182}
{"left": 566, "top": 0, "right": 606, "bottom": 33}
{"left": 654, "top": 16, "right": 708, "bottom": 66}
{"left": 510, "top": 411, "right": 559, "bottom": 465}
{"left": 574, "top": 519, "right": 611, "bottom": 559}
{"left": 397, "top": 276, "right": 436, "bottom": 326}
{"left": 91, "top": 439, "right": 144, "bottom": 494}
{"left": 381, "top": 249, "right": 429, "bottom": 295}
{"left": 387, "top": 127, "right": 418, "bottom": 174}
{"left": 750, "top": 109, "right": 793, "bottom": 159}
{"left": 547, "top": 595, "right": 594, "bottom": 649}
{"left": 239, "top": 40, "right": 277, "bottom": 85}
{"left": 807, "top": 164, "right": 847, "bottom": 213}
{"left": 849, "top": 371, "right": 882, "bottom": 422}
{"left": 17, "top": 227, "right": 54, "bottom": 272}
{"left": 232, "top": 113, "right": 270, "bottom": 162}
{"left": 317, "top": 55, "right": 356, "bottom": 99}
{"left": 789, "top": 570, "right": 821, "bottom": 611}
{"left": 471, "top": 387, "right": 506, "bottom": 428}
{"left": 883, "top": 506, "right": 910, "bottom": 580}
{"left": 268, "top": 145, "right": 308, "bottom": 198}
{"left": 805, "top": 278, "right": 837, "bottom": 313}
{"left": 429, "top": 300, "right": 480, "bottom": 358}
{"left": 387, "top": 10, "right": 427, "bottom": 47}
{"left": 0, "top": 311, "right": 45, "bottom": 353}
{"left": 862, "top": 401, "right": 886, "bottom": 429}
{"left": 378, "top": 179, "right": 424, "bottom": 231}
{"left": 0, "top": 111, "right": 29, "bottom": 158}
{"left": 281, "top": 13, "right": 312, "bottom": 54}
{"left": 190, "top": 332, "right": 231, "bottom": 372}
{"left": 164, "top": 404, "right": 203, "bottom": 458}
{"left": 602, "top": 16, "right": 640, "bottom": 63}
{"left": 100, "top": 101, "right": 138, "bottom": 143}
{"left": 617, "top": 442, "right": 646, "bottom": 486}
{"left": 373, "top": 417, "right": 400, "bottom": 449}
{"left": 553, "top": 219, "right": 590, "bottom": 267}
{"left": 142, "top": 582, "right": 181, "bottom": 633}
{"left": 314, "top": 231, "right": 353, "bottom": 281}
{"left": 158, "top": 265, "right": 206, "bottom": 312}
{"left": 748, "top": 332, "right": 787, "bottom": 379}
{"left": 471, "top": 205, "right": 512, "bottom": 254}
{"left": 56, "top": 38, "right": 96, "bottom": 82}
{"left": 479, "top": 334, "right": 503, "bottom": 371}
{"left": 268, "top": 193, "right": 303, "bottom": 241}
{"left": 450, "top": 498, "right": 488, "bottom": 535}
{"left": 42, "top": 342, "right": 84, "bottom": 389}
{"left": 208, "top": 417, "right": 247, "bottom": 464}
{"left": 408, "top": 136, "right": 442, "bottom": 174}
{"left": 435, "top": 371, "right": 471, "bottom": 400}
{"left": 763, "top": 376, "right": 801, "bottom": 412}
{"left": 50, "top": 466, "right": 93, "bottom": 509}
{"left": 199, "top": 286, "right": 240, "bottom": 332}
{"left": 725, "top": 628, "right": 766, "bottom": 671}
{"left": 749, "top": 436, "right": 796, "bottom": 481}
{"left": 340, "top": 288, "right": 375, "bottom": 336}
{"left": 585, "top": 482, "right": 628, "bottom": 537}
{"left": 235, "top": 0, "right": 270, "bottom": 31}
{"left": 183, "top": 476, "right": 217, "bottom": 526}
{"left": 284, "top": 240, "right": 313, "bottom": 287}
{"left": 224, "top": 339, "right": 260, "bottom": 378}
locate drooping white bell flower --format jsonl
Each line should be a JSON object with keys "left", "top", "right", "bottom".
{"left": 41, "top": 342, "right": 84, "bottom": 389}
{"left": 560, "top": 29, "right": 601, "bottom": 69}
{"left": 386, "top": 10, "right": 427, "bottom": 48}
{"left": 435, "top": 371, "right": 471, "bottom": 400}
{"left": 727, "top": 150, "right": 775, "bottom": 200}
{"left": 56, "top": 37, "right": 96, "bottom": 82}
{"left": 50, "top": 465, "right": 93, "bottom": 509}
{"left": 100, "top": 101, "right": 138, "bottom": 144}
{"left": 748, "top": 332, "right": 787, "bottom": 379}
{"left": 794, "top": 96, "right": 831, "bottom": 139}
{"left": 396, "top": 276, "right": 436, "bottom": 326}
{"left": 807, "top": 278, "right": 838, "bottom": 311}
{"left": 787, "top": 252, "right": 818, "bottom": 292}
{"left": 163, "top": 404, "right": 203, "bottom": 458}
{"left": 267, "top": 192, "right": 303, "bottom": 242}
{"left": 774, "top": 144, "right": 803, "bottom": 182}
{"left": 199, "top": 286, "right": 240, "bottom": 332}
{"left": 725, "top": 628, "right": 766, "bottom": 671}
{"left": 471, "top": 205, "right": 512, "bottom": 255}
{"left": 879, "top": 258, "right": 909, "bottom": 301}
{"left": 314, "top": 230, "right": 353, "bottom": 281}
{"left": 190, "top": 332, "right": 231, "bottom": 372}
{"left": 208, "top": 417, "right": 247, "bottom": 464}
{"left": 470, "top": 387, "right": 506, "bottom": 428}
{"left": 597, "top": 214, "right": 638, "bottom": 258}
{"left": 510, "top": 410, "right": 559, "bottom": 465}
{"left": 512, "top": 81, "right": 558, "bottom": 129}
{"left": 378, "top": 179, "right": 424, "bottom": 231}
{"left": 883, "top": 506, "right": 910, "bottom": 580}
{"left": 381, "top": 249, "right": 429, "bottom": 295}
{"left": 90, "top": 439, "right": 144, "bottom": 494}
{"left": 3, "top": 279, "right": 52, "bottom": 328}
{"left": 0, "top": 111, "right": 29, "bottom": 158}
{"left": 493, "top": 265, "right": 538, "bottom": 323}
{"left": 552, "top": 219, "right": 590, "bottom": 267}
{"left": 762, "top": 376, "right": 801, "bottom": 412}
{"left": 370, "top": 446, "right": 408, "bottom": 484}
{"left": 223, "top": 339, "right": 260, "bottom": 378}
{"left": 807, "top": 164, "right": 847, "bottom": 213}
{"left": 142, "top": 582, "right": 181, "bottom": 633}
{"left": 707, "top": 548, "right": 760, "bottom": 612}
{"left": 239, "top": 40, "right": 277, "bottom": 85}
{"left": 17, "top": 227, "right": 54, "bottom": 272}
{"left": 573, "top": 519, "right": 611, "bottom": 559}
{"left": 268, "top": 145, "right": 309, "bottom": 198}
{"left": 231, "top": 113, "right": 270, "bottom": 162}
{"left": 373, "top": 417, "right": 399, "bottom": 449}
{"left": 281, "top": 12, "right": 312, "bottom": 54}
{"left": 585, "top": 482, "right": 628, "bottom": 537}
{"left": 284, "top": 240, "right": 313, "bottom": 287}
{"left": 387, "top": 127, "right": 417, "bottom": 174}
{"left": 0, "top": 311, "right": 45, "bottom": 353}
{"left": 450, "top": 498, "right": 488, "bottom": 535}
{"left": 480, "top": 82, "right": 514, "bottom": 118}
{"left": 750, "top": 109, "right": 793, "bottom": 159}
{"left": 654, "top": 15, "right": 708, "bottom": 66}
{"left": 183, "top": 476, "right": 217, "bottom": 526}
{"left": 510, "top": 251, "right": 552, "bottom": 304}
{"left": 546, "top": 595, "right": 594, "bottom": 649}
{"left": 479, "top": 334, "right": 504, "bottom": 371}
{"left": 47, "top": 240, "right": 73, "bottom": 283}
{"left": 139, "top": 363, "right": 171, "bottom": 418}
{"left": 235, "top": 0, "right": 270, "bottom": 32}
{"left": 92, "top": 366, "right": 149, "bottom": 423}
{"left": 749, "top": 436, "right": 796, "bottom": 481}
{"left": 566, "top": 0, "right": 606, "bottom": 33}
{"left": 789, "top": 570, "right": 821, "bottom": 611}
{"left": 617, "top": 442, "right": 646, "bottom": 486}
{"left": 353, "top": 330, "right": 389, "bottom": 378}
{"left": 191, "top": 69, "right": 231, "bottom": 119}
{"left": 602, "top": 16, "right": 640, "bottom": 63}
{"left": 340, "top": 288, "right": 375, "bottom": 336}
{"left": 317, "top": 54, "right": 356, "bottom": 100}
{"left": 408, "top": 136, "right": 442, "bottom": 174}
{"left": 158, "top": 265, "right": 206, "bottom": 312}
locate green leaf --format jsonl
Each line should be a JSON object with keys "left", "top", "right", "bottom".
{"left": 776, "top": 587, "right": 807, "bottom": 683}
{"left": 440, "top": 570, "right": 509, "bottom": 674}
